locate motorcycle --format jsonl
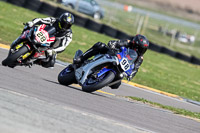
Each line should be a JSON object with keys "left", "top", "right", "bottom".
{"left": 2, "top": 24, "right": 56, "bottom": 68}
{"left": 58, "top": 46, "right": 138, "bottom": 92}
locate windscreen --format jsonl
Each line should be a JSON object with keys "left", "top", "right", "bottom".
{"left": 126, "top": 48, "right": 138, "bottom": 65}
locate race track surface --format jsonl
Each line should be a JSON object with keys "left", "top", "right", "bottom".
{"left": 0, "top": 48, "right": 200, "bottom": 133}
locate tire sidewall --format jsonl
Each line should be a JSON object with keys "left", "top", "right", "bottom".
{"left": 58, "top": 66, "right": 76, "bottom": 86}
{"left": 4, "top": 46, "right": 29, "bottom": 67}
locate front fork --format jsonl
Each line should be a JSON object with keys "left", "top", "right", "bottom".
{"left": 14, "top": 43, "right": 32, "bottom": 60}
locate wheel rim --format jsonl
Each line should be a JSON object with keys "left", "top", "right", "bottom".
{"left": 86, "top": 73, "right": 106, "bottom": 85}
{"left": 60, "top": 67, "right": 72, "bottom": 76}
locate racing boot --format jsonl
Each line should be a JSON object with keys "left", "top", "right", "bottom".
{"left": 41, "top": 50, "right": 57, "bottom": 68}
{"left": 73, "top": 42, "right": 109, "bottom": 65}
{"left": 73, "top": 47, "right": 96, "bottom": 65}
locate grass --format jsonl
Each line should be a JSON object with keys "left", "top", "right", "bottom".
{"left": 100, "top": 5, "right": 200, "bottom": 58}
{"left": 0, "top": 2, "right": 200, "bottom": 103}
{"left": 108, "top": 0, "right": 200, "bottom": 25}
{"left": 43, "top": 0, "right": 200, "bottom": 58}
{"left": 128, "top": 96, "right": 200, "bottom": 120}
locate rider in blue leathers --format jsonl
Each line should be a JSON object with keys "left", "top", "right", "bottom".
{"left": 73, "top": 34, "right": 149, "bottom": 89}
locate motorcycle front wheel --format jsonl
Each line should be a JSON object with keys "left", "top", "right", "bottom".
{"left": 82, "top": 71, "right": 115, "bottom": 93}
{"left": 2, "top": 45, "right": 29, "bottom": 68}
{"left": 58, "top": 65, "right": 76, "bottom": 86}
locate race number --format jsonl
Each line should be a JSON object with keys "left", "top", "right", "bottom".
{"left": 120, "top": 58, "right": 130, "bottom": 71}
{"left": 36, "top": 31, "right": 47, "bottom": 43}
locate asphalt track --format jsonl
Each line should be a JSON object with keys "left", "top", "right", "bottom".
{"left": 0, "top": 47, "right": 200, "bottom": 133}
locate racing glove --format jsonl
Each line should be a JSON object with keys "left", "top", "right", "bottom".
{"left": 127, "top": 70, "right": 137, "bottom": 81}
{"left": 127, "top": 56, "right": 143, "bottom": 81}
{"left": 108, "top": 40, "right": 119, "bottom": 49}
{"left": 27, "top": 21, "right": 34, "bottom": 27}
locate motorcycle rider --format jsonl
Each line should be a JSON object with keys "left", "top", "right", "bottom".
{"left": 10, "top": 12, "right": 74, "bottom": 68}
{"left": 73, "top": 34, "right": 149, "bottom": 89}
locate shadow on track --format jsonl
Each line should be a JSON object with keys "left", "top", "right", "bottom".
{"left": 43, "top": 79, "right": 111, "bottom": 98}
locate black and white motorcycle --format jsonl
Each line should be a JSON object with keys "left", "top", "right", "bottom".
{"left": 58, "top": 46, "right": 138, "bottom": 92}
{"left": 2, "top": 24, "right": 56, "bottom": 68}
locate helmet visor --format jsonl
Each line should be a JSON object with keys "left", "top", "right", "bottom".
{"left": 59, "top": 20, "right": 71, "bottom": 29}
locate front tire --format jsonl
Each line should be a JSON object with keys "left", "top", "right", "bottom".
{"left": 82, "top": 71, "right": 115, "bottom": 93}
{"left": 2, "top": 46, "right": 29, "bottom": 68}
{"left": 58, "top": 66, "right": 76, "bottom": 86}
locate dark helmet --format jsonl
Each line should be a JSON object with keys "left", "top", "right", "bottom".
{"left": 131, "top": 34, "right": 149, "bottom": 49}
{"left": 59, "top": 12, "right": 74, "bottom": 30}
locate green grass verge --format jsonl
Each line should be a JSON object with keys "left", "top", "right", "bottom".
{"left": 101, "top": 5, "right": 200, "bottom": 58}
{"left": 45, "top": 0, "right": 200, "bottom": 58}
{"left": 128, "top": 96, "right": 200, "bottom": 120}
{"left": 0, "top": 2, "right": 200, "bottom": 102}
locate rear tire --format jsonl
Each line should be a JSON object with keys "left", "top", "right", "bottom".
{"left": 82, "top": 71, "right": 115, "bottom": 93}
{"left": 2, "top": 46, "right": 29, "bottom": 68}
{"left": 58, "top": 66, "right": 76, "bottom": 86}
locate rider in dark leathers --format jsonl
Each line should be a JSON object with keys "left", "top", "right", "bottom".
{"left": 73, "top": 34, "right": 149, "bottom": 89}
{"left": 10, "top": 12, "right": 74, "bottom": 68}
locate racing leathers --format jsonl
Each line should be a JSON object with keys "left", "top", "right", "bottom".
{"left": 107, "top": 39, "right": 147, "bottom": 80}
{"left": 11, "top": 17, "right": 73, "bottom": 68}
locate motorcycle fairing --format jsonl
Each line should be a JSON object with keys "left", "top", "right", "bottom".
{"left": 75, "top": 54, "right": 118, "bottom": 85}
{"left": 97, "top": 67, "right": 115, "bottom": 78}
{"left": 117, "top": 47, "right": 138, "bottom": 76}
{"left": 35, "top": 24, "right": 55, "bottom": 46}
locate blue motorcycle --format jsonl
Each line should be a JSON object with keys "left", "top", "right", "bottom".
{"left": 58, "top": 47, "right": 138, "bottom": 92}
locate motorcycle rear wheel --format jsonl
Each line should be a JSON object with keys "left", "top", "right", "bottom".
{"left": 2, "top": 46, "right": 29, "bottom": 68}
{"left": 58, "top": 66, "right": 76, "bottom": 86}
{"left": 82, "top": 71, "right": 115, "bottom": 93}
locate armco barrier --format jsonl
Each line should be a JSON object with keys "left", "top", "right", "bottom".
{"left": 2, "top": 0, "right": 200, "bottom": 65}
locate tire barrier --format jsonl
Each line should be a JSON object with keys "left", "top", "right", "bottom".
{"left": 116, "top": 31, "right": 131, "bottom": 40}
{"left": 100, "top": 24, "right": 118, "bottom": 38}
{"left": 23, "top": 0, "right": 42, "bottom": 12}
{"left": 53, "top": 7, "right": 68, "bottom": 18}
{"left": 38, "top": 2, "right": 57, "bottom": 17}
{"left": 7, "top": 0, "right": 26, "bottom": 6}
{"left": 2, "top": 0, "right": 200, "bottom": 65}
{"left": 191, "top": 56, "right": 200, "bottom": 65}
{"left": 175, "top": 52, "right": 192, "bottom": 62}
{"left": 73, "top": 14, "right": 88, "bottom": 27}
{"left": 149, "top": 42, "right": 163, "bottom": 53}
{"left": 161, "top": 47, "right": 177, "bottom": 57}
{"left": 85, "top": 20, "right": 102, "bottom": 33}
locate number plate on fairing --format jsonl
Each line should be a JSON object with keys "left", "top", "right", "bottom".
{"left": 120, "top": 58, "right": 130, "bottom": 71}
{"left": 36, "top": 31, "right": 47, "bottom": 43}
